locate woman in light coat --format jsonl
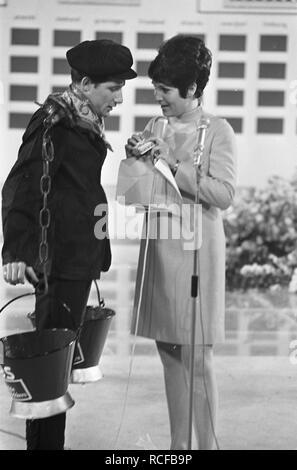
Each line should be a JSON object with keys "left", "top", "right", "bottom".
{"left": 125, "top": 34, "right": 237, "bottom": 450}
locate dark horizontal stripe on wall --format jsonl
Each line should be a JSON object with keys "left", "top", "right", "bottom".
{"left": 54, "top": 30, "right": 81, "bottom": 47}
{"left": 259, "top": 62, "right": 286, "bottom": 79}
{"left": 137, "top": 32, "right": 164, "bottom": 49}
{"left": 10, "top": 85, "right": 37, "bottom": 102}
{"left": 105, "top": 115, "right": 120, "bottom": 131}
{"left": 9, "top": 112, "right": 33, "bottom": 129}
{"left": 136, "top": 60, "right": 150, "bottom": 77}
{"left": 218, "top": 62, "right": 245, "bottom": 78}
{"left": 52, "top": 58, "right": 70, "bottom": 74}
{"left": 224, "top": 117, "right": 243, "bottom": 134}
{"left": 96, "top": 31, "right": 123, "bottom": 44}
{"left": 52, "top": 86, "right": 68, "bottom": 93}
{"left": 135, "top": 88, "right": 156, "bottom": 105}
{"left": 217, "top": 90, "right": 244, "bottom": 106}
{"left": 257, "top": 118, "right": 283, "bottom": 134}
{"left": 10, "top": 56, "right": 38, "bottom": 73}
{"left": 11, "top": 28, "right": 39, "bottom": 45}
{"left": 134, "top": 116, "right": 154, "bottom": 132}
{"left": 260, "top": 35, "right": 287, "bottom": 52}
{"left": 258, "top": 91, "right": 285, "bottom": 107}
{"left": 219, "top": 35, "right": 246, "bottom": 51}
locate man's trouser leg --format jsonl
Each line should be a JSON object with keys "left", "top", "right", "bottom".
{"left": 26, "top": 278, "right": 91, "bottom": 450}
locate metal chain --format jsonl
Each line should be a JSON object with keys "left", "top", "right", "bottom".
{"left": 36, "top": 95, "right": 78, "bottom": 295}
{"left": 39, "top": 124, "right": 54, "bottom": 294}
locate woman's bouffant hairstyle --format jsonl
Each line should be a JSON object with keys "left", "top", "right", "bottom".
{"left": 148, "top": 35, "right": 212, "bottom": 99}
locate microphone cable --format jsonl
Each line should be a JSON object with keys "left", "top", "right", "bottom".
{"left": 192, "top": 134, "right": 220, "bottom": 451}
{"left": 114, "top": 116, "right": 167, "bottom": 448}
{"left": 113, "top": 175, "right": 156, "bottom": 450}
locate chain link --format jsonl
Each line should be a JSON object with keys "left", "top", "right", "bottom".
{"left": 37, "top": 96, "right": 75, "bottom": 294}
{"left": 39, "top": 126, "right": 54, "bottom": 294}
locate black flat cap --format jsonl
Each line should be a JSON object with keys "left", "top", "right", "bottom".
{"left": 66, "top": 39, "right": 137, "bottom": 80}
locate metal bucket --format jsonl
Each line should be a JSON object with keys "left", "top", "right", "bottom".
{"left": 71, "top": 282, "right": 115, "bottom": 383}
{"left": 0, "top": 293, "right": 76, "bottom": 419}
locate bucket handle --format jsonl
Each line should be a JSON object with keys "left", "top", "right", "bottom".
{"left": 74, "top": 280, "right": 106, "bottom": 348}
{"left": 93, "top": 280, "right": 105, "bottom": 308}
{"left": 0, "top": 290, "right": 76, "bottom": 335}
{"left": 0, "top": 292, "right": 35, "bottom": 315}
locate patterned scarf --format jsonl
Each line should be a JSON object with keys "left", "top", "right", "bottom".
{"left": 41, "top": 83, "right": 113, "bottom": 151}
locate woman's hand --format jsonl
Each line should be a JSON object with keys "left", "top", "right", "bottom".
{"left": 150, "top": 138, "right": 176, "bottom": 168}
{"left": 125, "top": 133, "right": 144, "bottom": 158}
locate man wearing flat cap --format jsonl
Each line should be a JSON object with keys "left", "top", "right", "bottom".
{"left": 1, "top": 39, "right": 137, "bottom": 450}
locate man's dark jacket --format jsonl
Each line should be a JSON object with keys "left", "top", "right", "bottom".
{"left": 1, "top": 108, "right": 111, "bottom": 280}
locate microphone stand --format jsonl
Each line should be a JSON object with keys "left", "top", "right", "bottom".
{"left": 187, "top": 119, "right": 209, "bottom": 450}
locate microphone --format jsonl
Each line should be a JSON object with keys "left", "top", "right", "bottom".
{"left": 193, "top": 118, "right": 210, "bottom": 168}
{"left": 134, "top": 117, "right": 168, "bottom": 157}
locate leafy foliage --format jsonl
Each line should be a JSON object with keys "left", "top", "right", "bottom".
{"left": 224, "top": 174, "right": 297, "bottom": 291}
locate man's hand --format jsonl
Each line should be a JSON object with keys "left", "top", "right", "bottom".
{"left": 3, "top": 262, "right": 39, "bottom": 286}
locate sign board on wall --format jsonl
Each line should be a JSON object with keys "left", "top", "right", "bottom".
{"left": 58, "top": 0, "right": 140, "bottom": 6}
{"left": 198, "top": 0, "right": 297, "bottom": 13}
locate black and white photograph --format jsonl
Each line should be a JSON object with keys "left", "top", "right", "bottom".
{"left": 0, "top": 0, "right": 297, "bottom": 453}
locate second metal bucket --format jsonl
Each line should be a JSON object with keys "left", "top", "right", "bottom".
{"left": 71, "top": 281, "right": 115, "bottom": 383}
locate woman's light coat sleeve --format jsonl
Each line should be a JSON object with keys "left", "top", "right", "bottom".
{"left": 175, "top": 119, "right": 237, "bottom": 210}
